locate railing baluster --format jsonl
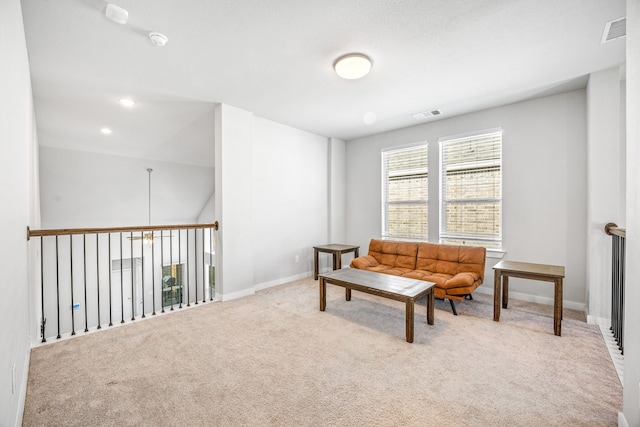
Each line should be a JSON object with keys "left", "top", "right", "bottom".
{"left": 152, "top": 231, "right": 156, "bottom": 315}
{"left": 56, "top": 236, "right": 60, "bottom": 339}
{"left": 161, "top": 230, "right": 165, "bottom": 313}
{"left": 210, "top": 227, "right": 214, "bottom": 300}
{"left": 40, "top": 237, "right": 46, "bottom": 343}
{"left": 130, "top": 232, "right": 135, "bottom": 321}
{"left": 202, "top": 228, "right": 206, "bottom": 303}
{"left": 96, "top": 234, "right": 101, "bottom": 330}
{"left": 70, "top": 235, "right": 75, "bottom": 336}
{"left": 194, "top": 228, "right": 199, "bottom": 305}
{"left": 186, "top": 230, "right": 190, "bottom": 307}
{"left": 141, "top": 231, "right": 145, "bottom": 318}
{"left": 120, "top": 233, "right": 124, "bottom": 324}
{"left": 178, "top": 230, "right": 183, "bottom": 309}
{"left": 83, "top": 234, "right": 88, "bottom": 333}
{"left": 170, "top": 230, "right": 174, "bottom": 311}
{"left": 108, "top": 234, "right": 113, "bottom": 327}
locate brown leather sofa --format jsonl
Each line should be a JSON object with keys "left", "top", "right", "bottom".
{"left": 350, "top": 239, "right": 486, "bottom": 315}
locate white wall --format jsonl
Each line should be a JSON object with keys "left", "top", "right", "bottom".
{"left": 39, "top": 147, "right": 214, "bottom": 228}
{"left": 586, "top": 68, "right": 624, "bottom": 324}
{"left": 0, "top": 0, "right": 39, "bottom": 424}
{"left": 622, "top": 1, "right": 640, "bottom": 425}
{"left": 252, "top": 117, "right": 329, "bottom": 286}
{"left": 214, "top": 104, "right": 335, "bottom": 299}
{"left": 346, "top": 90, "right": 587, "bottom": 308}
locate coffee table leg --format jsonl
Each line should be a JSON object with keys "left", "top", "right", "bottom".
{"left": 426, "top": 289, "right": 434, "bottom": 325}
{"left": 319, "top": 277, "right": 326, "bottom": 311}
{"left": 345, "top": 288, "right": 351, "bottom": 301}
{"left": 406, "top": 300, "right": 414, "bottom": 343}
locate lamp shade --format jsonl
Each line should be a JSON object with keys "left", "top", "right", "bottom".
{"left": 333, "top": 53, "right": 372, "bottom": 79}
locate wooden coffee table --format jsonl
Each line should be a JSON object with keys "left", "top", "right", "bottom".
{"left": 319, "top": 268, "right": 434, "bottom": 343}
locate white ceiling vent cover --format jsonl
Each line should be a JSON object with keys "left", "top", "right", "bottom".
{"left": 602, "top": 17, "right": 626, "bottom": 43}
{"left": 412, "top": 109, "right": 442, "bottom": 120}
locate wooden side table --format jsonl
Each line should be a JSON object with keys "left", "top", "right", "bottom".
{"left": 313, "top": 244, "right": 359, "bottom": 280}
{"left": 493, "top": 260, "right": 565, "bottom": 336}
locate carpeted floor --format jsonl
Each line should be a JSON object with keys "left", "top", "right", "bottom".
{"left": 23, "top": 277, "right": 622, "bottom": 426}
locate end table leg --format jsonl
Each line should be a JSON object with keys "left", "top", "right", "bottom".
{"left": 335, "top": 252, "right": 341, "bottom": 270}
{"left": 314, "top": 249, "right": 319, "bottom": 280}
{"left": 319, "top": 277, "right": 326, "bottom": 311}
{"left": 493, "top": 270, "right": 501, "bottom": 322}
{"left": 427, "top": 289, "right": 434, "bottom": 325}
{"left": 406, "top": 300, "right": 414, "bottom": 343}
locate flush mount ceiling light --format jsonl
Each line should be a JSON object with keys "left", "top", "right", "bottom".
{"left": 119, "top": 98, "right": 135, "bottom": 107}
{"left": 105, "top": 3, "right": 128, "bottom": 25}
{"left": 333, "top": 53, "right": 372, "bottom": 80}
{"left": 149, "top": 32, "right": 168, "bottom": 47}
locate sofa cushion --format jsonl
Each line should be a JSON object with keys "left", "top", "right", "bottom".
{"left": 416, "top": 243, "right": 485, "bottom": 282}
{"left": 368, "top": 239, "right": 418, "bottom": 270}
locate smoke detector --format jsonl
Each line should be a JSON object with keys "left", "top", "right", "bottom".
{"left": 149, "top": 32, "right": 168, "bottom": 47}
{"left": 105, "top": 3, "right": 128, "bottom": 25}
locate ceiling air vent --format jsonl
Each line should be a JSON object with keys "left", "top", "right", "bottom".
{"left": 601, "top": 17, "right": 626, "bottom": 43}
{"left": 412, "top": 109, "right": 442, "bottom": 120}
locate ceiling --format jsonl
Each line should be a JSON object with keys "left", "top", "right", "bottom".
{"left": 21, "top": 0, "right": 626, "bottom": 168}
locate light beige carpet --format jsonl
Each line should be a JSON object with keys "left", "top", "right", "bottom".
{"left": 23, "top": 277, "right": 621, "bottom": 426}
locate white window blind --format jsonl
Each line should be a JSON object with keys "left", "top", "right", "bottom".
{"left": 381, "top": 143, "right": 428, "bottom": 240}
{"left": 439, "top": 130, "right": 502, "bottom": 248}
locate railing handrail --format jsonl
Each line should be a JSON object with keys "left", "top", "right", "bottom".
{"left": 605, "top": 222, "right": 626, "bottom": 239}
{"left": 27, "top": 221, "right": 219, "bottom": 240}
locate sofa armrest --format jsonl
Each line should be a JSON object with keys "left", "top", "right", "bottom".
{"left": 350, "top": 255, "right": 379, "bottom": 269}
{"left": 444, "top": 272, "right": 480, "bottom": 288}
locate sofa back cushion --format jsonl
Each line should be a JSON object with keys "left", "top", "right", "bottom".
{"left": 368, "top": 239, "right": 418, "bottom": 270}
{"left": 415, "top": 243, "right": 486, "bottom": 281}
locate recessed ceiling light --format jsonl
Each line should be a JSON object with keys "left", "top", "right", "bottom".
{"left": 119, "top": 98, "right": 135, "bottom": 107}
{"left": 333, "top": 53, "right": 372, "bottom": 80}
{"left": 101, "top": 127, "right": 112, "bottom": 135}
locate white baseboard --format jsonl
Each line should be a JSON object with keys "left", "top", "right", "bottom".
{"left": 587, "top": 315, "right": 610, "bottom": 327}
{"left": 254, "top": 272, "right": 311, "bottom": 292}
{"left": 15, "top": 340, "right": 30, "bottom": 427}
{"left": 599, "top": 325, "right": 624, "bottom": 386}
{"left": 618, "top": 411, "right": 628, "bottom": 427}
{"left": 219, "top": 271, "right": 313, "bottom": 302}
{"left": 219, "top": 287, "right": 255, "bottom": 302}
{"left": 474, "top": 286, "right": 586, "bottom": 312}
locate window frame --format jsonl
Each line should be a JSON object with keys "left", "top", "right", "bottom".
{"left": 438, "top": 128, "right": 503, "bottom": 249}
{"left": 381, "top": 142, "right": 429, "bottom": 241}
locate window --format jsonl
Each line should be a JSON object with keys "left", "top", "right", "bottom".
{"left": 440, "top": 130, "right": 502, "bottom": 248}
{"left": 381, "top": 143, "right": 428, "bottom": 240}
{"left": 162, "top": 263, "right": 184, "bottom": 307}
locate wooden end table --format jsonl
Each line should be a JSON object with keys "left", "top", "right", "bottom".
{"left": 493, "top": 260, "right": 565, "bottom": 336}
{"left": 313, "top": 244, "right": 359, "bottom": 280}
{"left": 319, "top": 268, "right": 434, "bottom": 343}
